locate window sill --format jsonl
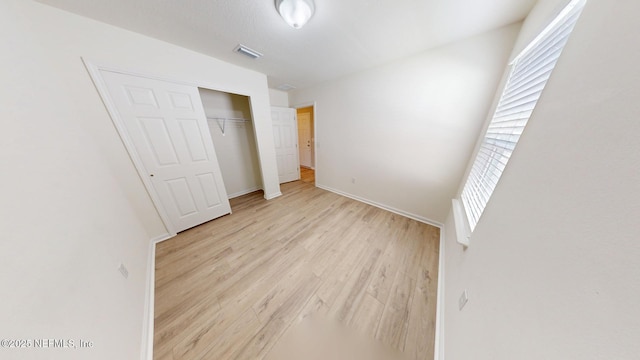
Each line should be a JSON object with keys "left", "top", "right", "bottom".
{"left": 452, "top": 199, "right": 470, "bottom": 249}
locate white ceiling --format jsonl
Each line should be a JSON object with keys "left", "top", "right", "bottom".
{"left": 37, "top": 0, "right": 536, "bottom": 90}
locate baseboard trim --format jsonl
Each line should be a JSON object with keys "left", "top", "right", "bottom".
{"left": 141, "top": 233, "right": 174, "bottom": 360}
{"left": 264, "top": 191, "right": 283, "bottom": 200}
{"left": 434, "top": 227, "right": 446, "bottom": 360}
{"left": 315, "top": 184, "right": 444, "bottom": 228}
{"left": 150, "top": 233, "right": 174, "bottom": 244}
{"left": 228, "top": 187, "right": 261, "bottom": 199}
{"left": 140, "top": 241, "right": 156, "bottom": 360}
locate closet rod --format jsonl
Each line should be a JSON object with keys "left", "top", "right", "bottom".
{"left": 206, "top": 117, "right": 251, "bottom": 136}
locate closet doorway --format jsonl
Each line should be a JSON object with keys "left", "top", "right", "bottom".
{"left": 199, "top": 89, "right": 262, "bottom": 199}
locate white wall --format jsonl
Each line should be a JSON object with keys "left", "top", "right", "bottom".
{"left": 289, "top": 24, "right": 521, "bottom": 224}
{"left": 269, "top": 88, "right": 290, "bottom": 107}
{"left": 443, "top": 1, "right": 640, "bottom": 359}
{"left": 0, "top": 1, "right": 279, "bottom": 359}
{"left": 199, "top": 89, "right": 263, "bottom": 198}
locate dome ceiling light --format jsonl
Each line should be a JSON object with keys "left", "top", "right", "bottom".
{"left": 275, "top": 0, "right": 315, "bottom": 29}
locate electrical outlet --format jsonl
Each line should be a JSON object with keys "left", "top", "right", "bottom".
{"left": 459, "top": 290, "right": 468, "bottom": 310}
{"left": 118, "top": 263, "right": 129, "bottom": 279}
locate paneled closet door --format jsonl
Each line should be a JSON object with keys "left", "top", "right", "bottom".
{"left": 101, "top": 70, "right": 231, "bottom": 232}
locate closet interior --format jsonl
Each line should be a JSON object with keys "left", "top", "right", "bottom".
{"left": 198, "top": 88, "right": 263, "bottom": 199}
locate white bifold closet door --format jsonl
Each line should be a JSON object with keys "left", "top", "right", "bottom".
{"left": 100, "top": 71, "right": 231, "bottom": 232}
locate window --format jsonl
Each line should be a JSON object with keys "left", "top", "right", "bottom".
{"left": 458, "top": 0, "right": 587, "bottom": 235}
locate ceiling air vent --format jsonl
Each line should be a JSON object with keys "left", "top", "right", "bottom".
{"left": 277, "top": 84, "right": 296, "bottom": 91}
{"left": 234, "top": 44, "right": 263, "bottom": 59}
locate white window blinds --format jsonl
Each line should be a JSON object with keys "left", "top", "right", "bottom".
{"left": 460, "top": 0, "right": 586, "bottom": 231}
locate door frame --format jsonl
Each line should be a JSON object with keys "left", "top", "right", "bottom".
{"left": 292, "top": 101, "right": 317, "bottom": 184}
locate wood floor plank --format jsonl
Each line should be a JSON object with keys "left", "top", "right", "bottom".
{"left": 403, "top": 221, "right": 427, "bottom": 279}
{"left": 309, "top": 220, "right": 363, "bottom": 278}
{"left": 349, "top": 293, "right": 386, "bottom": 338}
{"left": 198, "top": 309, "right": 261, "bottom": 359}
{"left": 404, "top": 263, "right": 438, "bottom": 359}
{"left": 154, "top": 171, "right": 440, "bottom": 360}
{"left": 367, "top": 239, "right": 401, "bottom": 304}
{"left": 232, "top": 273, "right": 322, "bottom": 359}
{"left": 252, "top": 259, "right": 315, "bottom": 323}
{"left": 405, "top": 225, "right": 440, "bottom": 358}
{"left": 376, "top": 271, "right": 416, "bottom": 350}
{"left": 328, "top": 246, "right": 383, "bottom": 323}
{"left": 154, "top": 251, "right": 231, "bottom": 314}
{"left": 171, "top": 305, "right": 238, "bottom": 359}
{"left": 314, "top": 230, "right": 371, "bottom": 307}
{"left": 294, "top": 294, "right": 329, "bottom": 325}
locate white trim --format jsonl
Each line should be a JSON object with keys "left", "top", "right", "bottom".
{"left": 83, "top": 58, "right": 253, "bottom": 97}
{"left": 150, "top": 233, "right": 174, "bottom": 244}
{"left": 291, "top": 101, "right": 315, "bottom": 109}
{"left": 227, "top": 187, "right": 261, "bottom": 199}
{"left": 316, "top": 184, "right": 444, "bottom": 228}
{"left": 451, "top": 199, "right": 470, "bottom": 248}
{"left": 141, "top": 233, "right": 174, "bottom": 360}
{"left": 264, "top": 191, "right": 283, "bottom": 200}
{"left": 434, "top": 227, "right": 446, "bottom": 360}
{"left": 139, "top": 244, "right": 153, "bottom": 359}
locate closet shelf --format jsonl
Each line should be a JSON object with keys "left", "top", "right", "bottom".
{"left": 207, "top": 117, "right": 250, "bottom": 136}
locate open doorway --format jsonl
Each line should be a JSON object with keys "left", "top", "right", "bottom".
{"left": 296, "top": 106, "right": 315, "bottom": 184}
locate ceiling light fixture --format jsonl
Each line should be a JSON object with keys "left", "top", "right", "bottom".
{"left": 275, "top": 0, "right": 315, "bottom": 29}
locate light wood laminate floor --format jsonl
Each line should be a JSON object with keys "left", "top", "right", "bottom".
{"left": 154, "top": 180, "right": 440, "bottom": 359}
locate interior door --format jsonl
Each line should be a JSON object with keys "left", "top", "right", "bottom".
{"left": 100, "top": 70, "right": 231, "bottom": 232}
{"left": 297, "top": 112, "right": 312, "bottom": 168}
{"left": 271, "top": 107, "right": 300, "bottom": 183}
